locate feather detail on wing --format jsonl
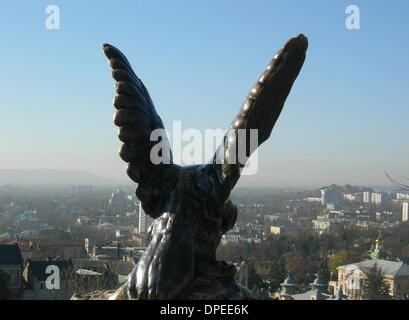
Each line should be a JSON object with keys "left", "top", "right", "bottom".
{"left": 102, "top": 44, "right": 179, "bottom": 218}
{"left": 213, "top": 34, "right": 308, "bottom": 193}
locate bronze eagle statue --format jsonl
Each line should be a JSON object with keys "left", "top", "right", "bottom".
{"left": 102, "top": 34, "right": 308, "bottom": 300}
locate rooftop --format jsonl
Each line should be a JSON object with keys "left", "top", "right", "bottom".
{"left": 281, "top": 275, "right": 297, "bottom": 287}
{"left": 339, "top": 259, "right": 409, "bottom": 278}
{"left": 37, "top": 240, "right": 84, "bottom": 248}
{"left": 4, "top": 238, "right": 34, "bottom": 252}
{"left": 76, "top": 268, "right": 102, "bottom": 276}
{"left": 25, "top": 260, "right": 72, "bottom": 281}
{"left": 0, "top": 244, "right": 23, "bottom": 265}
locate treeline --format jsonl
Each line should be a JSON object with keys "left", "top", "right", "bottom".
{"left": 217, "top": 222, "right": 409, "bottom": 294}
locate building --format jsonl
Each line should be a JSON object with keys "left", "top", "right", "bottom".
{"left": 403, "top": 202, "right": 409, "bottom": 222}
{"left": 70, "top": 258, "right": 135, "bottom": 295}
{"left": 371, "top": 193, "right": 384, "bottom": 205}
{"left": 0, "top": 244, "right": 24, "bottom": 298}
{"left": 69, "top": 267, "right": 118, "bottom": 297}
{"left": 34, "top": 240, "right": 88, "bottom": 260}
{"left": 138, "top": 201, "right": 153, "bottom": 235}
{"left": 76, "top": 216, "right": 93, "bottom": 225}
{"left": 22, "top": 260, "right": 73, "bottom": 300}
{"left": 336, "top": 259, "right": 409, "bottom": 299}
{"left": 370, "top": 236, "right": 389, "bottom": 260}
{"left": 17, "top": 210, "right": 37, "bottom": 223}
{"left": 279, "top": 274, "right": 298, "bottom": 298}
{"left": 397, "top": 193, "right": 409, "bottom": 200}
{"left": 376, "top": 211, "right": 393, "bottom": 222}
{"left": 108, "top": 189, "right": 126, "bottom": 207}
{"left": 20, "top": 229, "right": 39, "bottom": 239}
{"left": 270, "top": 225, "right": 299, "bottom": 235}
{"left": 0, "top": 232, "right": 19, "bottom": 241}
{"left": 91, "top": 242, "right": 146, "bottom": 261}
{"left": 292, "top": 206, "right": 304, "bottom": 215}
{"left": 321, "top": 187, "right": 337, "bottom": 206}
{"left": 3, "top": 238, "right": 35, "bottom": 262}
{"left": 363, "top": 192, "right": 371, "bottom": 203}
{"left": 312, "top": 216, "right": 334, "bottom": 233}
{"left": 236, "top": 261, "right": 248, "bottom": 288}
{"left": 222, "top": 230, "right": 240, "bottom": 244}
{"left": 38, "top": 227, "right": 71, "bottom": 240}
{"left": 344, "top": 193, "right": 356, "bottom": 201}
{"left": 344, "top": 193, "right": 362, "bottom": 202}
{"left": 362, "top": 192, "right": 384, "bottom": 205}
{"left": 277, "top": 274, "right": 345, "bottom": 300}
{"left": 98, "top": 222, "right": 114, "bottom": 231}
{"left": 72, "top": 258, "right": 134, "bottom": 277}
{"left": 264, "top": 213, "right": 294, "bottom": 224}
{"left": 332, "top": 235, "right": 409, "bottom": 299}
{"left": 125, "top": 211, "right": 138, "bottom": 218}
{"left": 0, "top": 269, "right": 10, "bottom": 299}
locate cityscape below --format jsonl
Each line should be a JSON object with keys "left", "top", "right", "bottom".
{"left": 0, "top": 0, "right": 408, "bottom": 309}
{"left": 1, "top": 179, "right": 409, "bottom": 300}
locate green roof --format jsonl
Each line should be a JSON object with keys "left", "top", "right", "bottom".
{"left": 370, "top": 250, "right": 388, "bottom": 260}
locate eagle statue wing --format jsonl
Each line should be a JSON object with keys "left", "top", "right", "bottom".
{"left": 212, "top": 34, "right": 308, "bottom": 194}
{"left": 102, "top": 43, "right": 179, "bottom": 218}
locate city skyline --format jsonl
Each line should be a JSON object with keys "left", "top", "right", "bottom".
{"left": 0, "top": 1, "right": 408, "bottom": 187}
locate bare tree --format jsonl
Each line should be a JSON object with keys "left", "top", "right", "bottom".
{"left": 385, "top": 172, "right": 409, "bottom": 191}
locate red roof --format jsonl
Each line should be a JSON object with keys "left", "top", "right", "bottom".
{"left": 37, "top": 240, "right": 84, "bottom": 248}
{"left": 4, "top": 238, "right": 34, "bottom": 252}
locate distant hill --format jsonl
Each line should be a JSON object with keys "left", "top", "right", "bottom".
{"left": 0, "top": 169, "right": 128, "bottom": 186}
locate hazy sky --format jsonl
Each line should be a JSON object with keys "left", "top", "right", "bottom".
{"left": 0, "top": 0, "right": 408, "bottom": 187}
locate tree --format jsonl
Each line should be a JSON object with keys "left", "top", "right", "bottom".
{"left": 283, "top": 252, "right": 315, "bottom": 287}
{"left": 361, "top": 263, "right": 391, "bottom": 300}
{"left": 318, "top": 263, "right": 331, "bottom": 283}
{"left": 267, "top": 259, "right": 286, "bottom": 290}
{"left": 328, "top": 249, "right": 348, "bottom": 276}
{"left": 247, "top": 259, "right": 263, "bottom": 288}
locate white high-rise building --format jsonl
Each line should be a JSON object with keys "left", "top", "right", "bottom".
{"left": 397, "top": 193, "right": 409, "bottom": 200}
{"left": 321, "top": 187, "right": 337, "bottom": 205}
{"left": 371, "top": 193, "right": 383, "bottom": 205}
{"left": 363, "top": 192, "right": 371, "bottom": 203}
{"left": 403, "top": 202, "right": 409, "bottom": 222}
{"left": 138, "top": 201, "right": 154, "bottom": 234}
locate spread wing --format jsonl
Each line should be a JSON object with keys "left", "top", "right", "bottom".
{"left": 102, "top": 44, "right": 179, "bottom": 218}
{"left": 213, "top": 34, "right": 308, "bottom": 193}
